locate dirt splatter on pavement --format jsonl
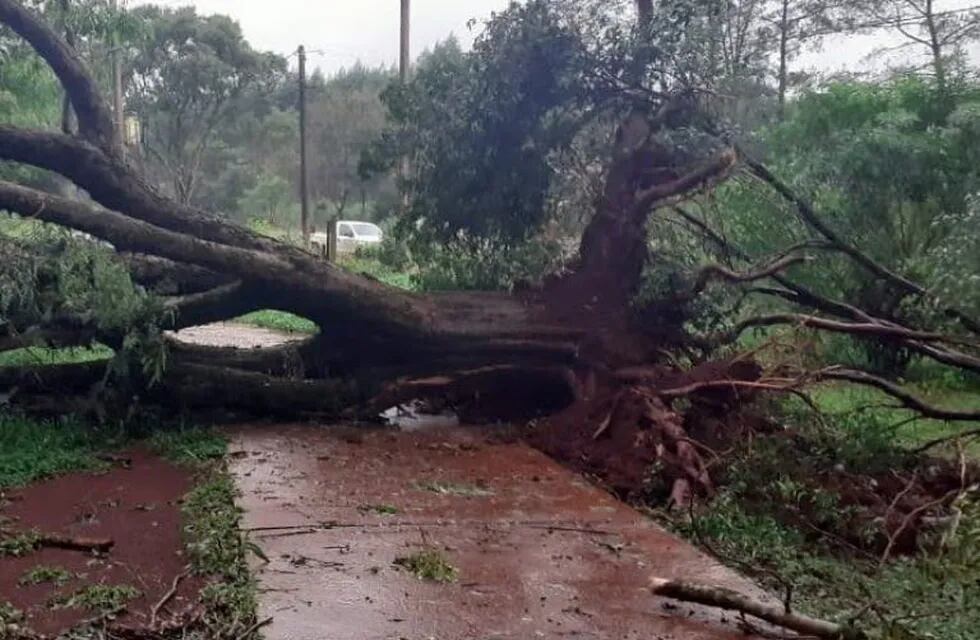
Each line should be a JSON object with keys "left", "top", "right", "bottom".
{"left": 0, "top": 451, "right": 201, "bottom": 637}
{"left": 169, "top": 322, "right": 301, "bottom": 349}
{"left": 228, "top": 424, "right": 769, "bottom": 640}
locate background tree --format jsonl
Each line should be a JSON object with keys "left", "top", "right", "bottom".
{"left": 860, "top": 0, "right": 980, "bottom": 100}
{"left": 126, "top": 5, "right": 287, "bottom": 205}
{"left": 308, "top": 64, "right": 395, "bottom": 224}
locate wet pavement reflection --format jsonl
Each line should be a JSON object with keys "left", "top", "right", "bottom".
{"left": 227, "top": 424, "right": 767, "bottom": 640}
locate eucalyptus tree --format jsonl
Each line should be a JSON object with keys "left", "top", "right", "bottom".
{"left": 125, "top": 5, "right": 288, "bottom": 205}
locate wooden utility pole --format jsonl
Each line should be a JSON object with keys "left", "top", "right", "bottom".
{"left": 298, "top": 44, "right": 311, "bottom": 246}
{"left": 399, "top": 0, "right": 411, "bottom": 211}
{"left": 400, "top": 0, "right": 411, "bottom": 83}
{"left": 110, "top": 0, "right": 125, "bottom": 148}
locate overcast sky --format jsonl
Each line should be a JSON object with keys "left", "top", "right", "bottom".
{"left": 132, "top": 0, "right": 979, "bottom": 77}
{"left": 134, "top": 0, "right": 512, "bottom": 74}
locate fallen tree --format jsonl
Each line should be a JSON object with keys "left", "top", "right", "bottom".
{"left": 1, "top": 0, "right": 978, "bottom": 509}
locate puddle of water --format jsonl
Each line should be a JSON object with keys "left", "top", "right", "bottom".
{"left": 382, "top": 402, "right": 460, "bottom": 432}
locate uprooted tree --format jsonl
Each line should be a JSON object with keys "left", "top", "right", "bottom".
{"left": 1, "top": 0, "right": 979, "bottom": 509}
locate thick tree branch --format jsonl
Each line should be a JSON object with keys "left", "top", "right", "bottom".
{"left": 0, "top": 324, "right": 96, "bottom": 354}
{"left": 165, "top": 282, "right": 262, "bottom": 330}
{"left": 743, "top": 156, "right": 979, "bottom": 334}
{"left": 166, "top": 340, "right": 311, "bottom": 378}
{"left": 121, "top": 253, "right": 231, "bottom": 295}
{"left": 0, "top": 126, "right": 295, "bottom": 254}
{"left": 0, "top": 179, "right": 297, "bottom": 280}
{"left": 0, "top": 179, "right": 432, "bottom": 335}
{"left": 690, "top": 255, "right": 809, "bottom": 296}
{"left": 633, "top": 148, "right": 738, "bottom": 216}
{"left": 818, "top": 369, "right": 980, "bottom": 422}
{"left": 161, "top": 363, "right": 357, "bottom": 418}
{"left": 0, "top": 0, "right": 117, "bottom": 148}
{"left": 726, "top": 313, "right": 976, "bottom": 347}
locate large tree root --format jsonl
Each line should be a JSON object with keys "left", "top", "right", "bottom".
{"left": 595, "top": 386, "right": 713, "bottom": 506}
{"left": 650, "top": 578, "right": 866, "bottom": 640}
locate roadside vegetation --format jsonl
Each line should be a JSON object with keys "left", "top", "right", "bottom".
{"left": 655, "top": 391, "right": 980, "bottom": 640}
{"left": 0, "top": 414, "right": 259, "bottom": 639}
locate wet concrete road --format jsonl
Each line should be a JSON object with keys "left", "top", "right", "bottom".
{"left": 228, "top": 424, "right": 768, "bottom": 640}
{"left": 169, "top": 322, "right": 301, "bottom": 349}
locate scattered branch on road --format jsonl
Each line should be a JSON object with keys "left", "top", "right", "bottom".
{"left": 649, "top": 578, "right": 867, "bottom": 640}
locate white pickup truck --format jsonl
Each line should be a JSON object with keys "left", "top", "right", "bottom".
{"left": 310, "top": 221, "right": 383, "bottom": 256}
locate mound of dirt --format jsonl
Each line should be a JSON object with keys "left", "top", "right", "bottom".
{"left": 0, "top": 451, "right": 202, "bottom": 637}
{"left": 522, "top": 344, "right": 975, "bottom": 560}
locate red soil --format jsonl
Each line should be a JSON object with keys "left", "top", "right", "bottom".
{"left": 0, "top": 450, "right": 202, "bottom": 637}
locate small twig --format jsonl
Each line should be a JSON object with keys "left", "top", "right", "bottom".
{"left": 236, "top": 616, "right": 273, "bottom": 640}
{"left": 593, "top": 390, "right": 625, "bottom": 440}
{"left": 526, "top": 524, "right": 614, "bottom": 536}
{"left": 592, "top": 411, "right": 614, "bottom": 440}
{"left": 881, "top": 472, "right": 919, "bottom": 549}
{"left": 150, "top": 568, "right": 190, "bottom": 628}
{"left": 880, "top": 487, "right": 961, "bottom": 566}
{"left": 798, "top": 519, "right": 877, "bottom": 562}
{"left": 914, "top": 428, "right": 980, "bottom": 454}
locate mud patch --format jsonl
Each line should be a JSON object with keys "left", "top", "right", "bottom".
{"left": 0, "top": 450, "right": 202, "bottom": 637}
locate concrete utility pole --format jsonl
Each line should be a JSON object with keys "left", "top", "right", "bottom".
{"left": 110, "top": 0, "right": 125, "bottom": 148}
{"left": 298, "top": 44, "right": 311, "bottom": 246}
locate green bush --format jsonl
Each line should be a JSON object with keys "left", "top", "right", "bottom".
{"left": 411, "top": 238, "right": 564, "bottom": 292}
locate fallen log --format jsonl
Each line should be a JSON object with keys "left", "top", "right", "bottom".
{"left": 650, "top": 578, "right": 866, "bottom": 640}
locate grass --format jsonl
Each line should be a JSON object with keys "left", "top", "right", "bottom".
{"left": 50, "top": 584, "right": 140, "bottom": 614}
{"left": 182, "top": 463, "right": 260, "bottom": 635}
{"left": 0, "top": 414, "right": 113, "bottom": 489}
{"left": 654, "top": 384, "right": 980, "bottom": 640}
{"left": 413, "top": 480, "right": 494, "bottom": 497}
{"left": 0, "top": 531, "right": 41, "bottom": 558}
{"left": 0, "top": 345, "right": 113, "bottom": 369}
{"left": 341, "top": 255, "right": 417, "bottom": 291}
{"left": 393, "top": 549, "right": 458, "bottom": 583}
{"left": 18, "top": 565, "right": 72, "bottom": 587}
{"left": 664, "top": 492, "right": 980, "bottom": 640}
{"left": 233, "top": 310, "right": 318, "bottom": 334}
{"left": 809, "top": 382, "right": 980, "bottom": 457}
{"left": 149, "top": 428, "right": 228, "bottom": 465}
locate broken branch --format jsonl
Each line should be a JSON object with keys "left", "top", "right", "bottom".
{"left": 689, "top": 255, "right": 810, "bottom": 296}
{"left": 649, "top": 578, "right": 866, "bottom": 640}
{"left": 817, "top": 369, "right": 980, "bottom": 422}
{"left": 39, "top": 533, "right": 114, "bottom": 553}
